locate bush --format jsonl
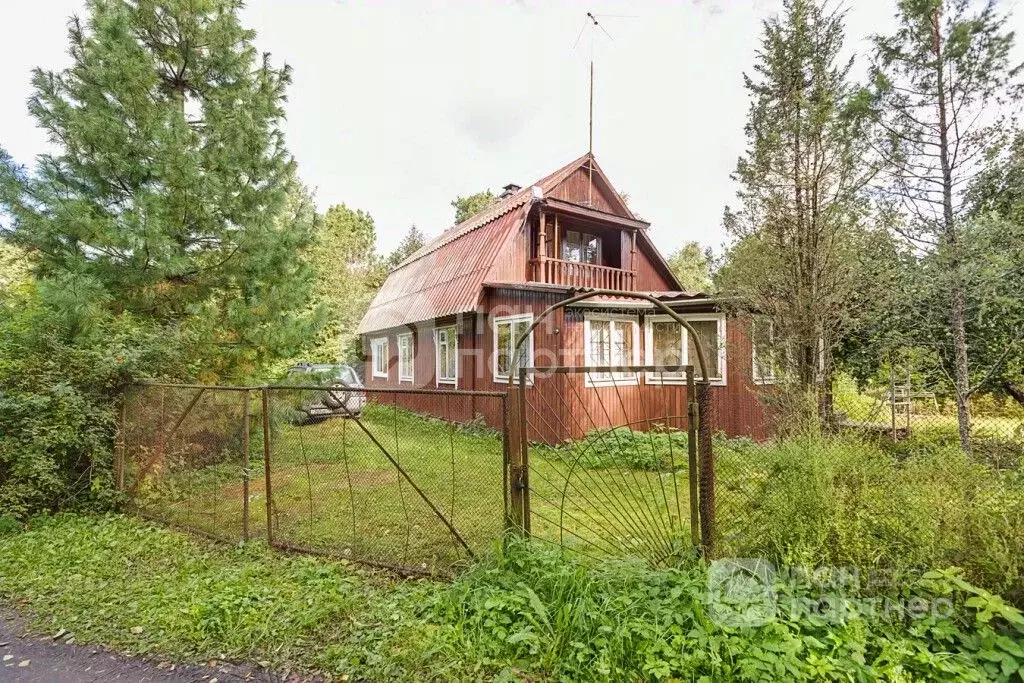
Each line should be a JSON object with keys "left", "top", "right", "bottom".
{"left": 545, "top": 426, "right": 690, "bottom": 471}
{"left": 0, "top": 286, "right": 184, "bottom": 517}
{"left": 716, "top": 435, "right": 1024, "bottom": 603}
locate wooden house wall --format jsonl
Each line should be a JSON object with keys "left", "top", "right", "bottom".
{"left": 362, "top": 300, "right": 770, "bottom": 445}
{"left": 547, "top": 167, "right": 622, "bottom": 215}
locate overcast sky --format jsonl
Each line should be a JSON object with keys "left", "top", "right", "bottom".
{"left": 1, "top": 0, "right": 1021, "bottom": 257}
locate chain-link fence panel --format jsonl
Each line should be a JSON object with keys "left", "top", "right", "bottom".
{"left": 709, "top": 394, "right": 1024, "bottom": 602}
{"left": 263, "top": 386, "right": 508, "bottom": 575}
{"left": 120, "top": 385, "right": 256, "bottom": 542}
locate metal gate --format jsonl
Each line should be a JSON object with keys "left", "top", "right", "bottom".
{"left": 503, "top": 289, "right": 716, "bottom": 565}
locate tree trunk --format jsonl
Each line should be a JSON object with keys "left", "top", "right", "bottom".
{"left": 932, "top": 7, "right": 972, "bottom": 453}
{"left": 1005, "top": 382, "right": 1024, "bottom": 408}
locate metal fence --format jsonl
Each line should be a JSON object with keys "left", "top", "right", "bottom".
{"left": 119, "top": 380, "right": 1023, "bottom": 598}
{"left": 707, "top": 393, "right": 1024, "bottom": 602}
{"left": 119, "top": 384, "right": 508, "bottom": 575}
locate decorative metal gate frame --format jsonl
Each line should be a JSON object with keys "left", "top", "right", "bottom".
{"left": 505, "top": 289, "right": 717, "bottom": 560}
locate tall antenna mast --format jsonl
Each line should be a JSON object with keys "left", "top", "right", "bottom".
{"left": 581, "top": 11, "right": 612, "bottom": 206}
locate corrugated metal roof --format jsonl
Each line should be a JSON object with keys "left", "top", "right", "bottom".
{"left": 358, "top": 154, "right": 595, "bottom": 333}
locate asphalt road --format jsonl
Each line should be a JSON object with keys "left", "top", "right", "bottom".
{"left": 0, "top": 611, "right": 292, "bottom": 682}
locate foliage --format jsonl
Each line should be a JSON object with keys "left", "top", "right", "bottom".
{"left": 303, "top": 201, "right": 380, "bottom": 363}
{"left": 547, "top": 426, "right": 689, "bottom": 471}
{"left": 383, "top": 224, "right": 427, "bottom": 272}
{"left": 719, "top": 0, "right": 880, "bottom": 417}
{"left": 0, "top": 0, "right": 318, "bottom": 380}
{"left": 665, "top": 241, "right": 714, "bottom": 293}
{"left": 451, "top": 189, "right": 497, "bottom": 224}
{"left": 2, "top": 514, "right": 1024, "bottom": 681}
{"left": 0, "top": 239, "right": 30, "bottom": 290}
{"left": 0, "top": 286, "right": 185, "bottom": 518}
{"left": 863, "top": 0, "right": 1023, "bottom": 449}
{"left": 716, "top": 433, "right": 1024, "bottom": 602}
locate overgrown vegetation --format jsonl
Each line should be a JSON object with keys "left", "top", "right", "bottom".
{"left": 2, "top": 514, "right": 1023, "bottom": 681}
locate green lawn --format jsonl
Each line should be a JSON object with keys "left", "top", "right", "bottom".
{"left": 127, "top": 404, "right": 698, "bottom": 573}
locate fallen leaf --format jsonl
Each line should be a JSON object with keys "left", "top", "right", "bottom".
{"left": 130, "top": 626, "right": 144, "bottom": 635}
{"left": 53, "top": 629, "right": 66, "bottom": 640}
{"left": 3, "top": 654, "right": 13, "bottom": 662}
{"left": 18, "top": 660, "right": 30, "bottom": 668}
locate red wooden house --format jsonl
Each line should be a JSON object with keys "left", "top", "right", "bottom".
{"left": 357, "top": 154, "right": 772, "bottom": 441}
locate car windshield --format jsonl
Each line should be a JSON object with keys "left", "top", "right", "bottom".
{"left": 335, "top": 366, "right": 359, "bottom": 385}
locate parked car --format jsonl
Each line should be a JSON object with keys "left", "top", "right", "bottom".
{"left": 285, "top": 363, "right": 366, "bottom": 423}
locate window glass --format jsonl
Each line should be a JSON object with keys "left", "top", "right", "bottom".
{"left": 562, "top": 230, "right": 601, "bottom": 264}
{"left": 371, "top": 338, "right": 388, "bottom": 377}
{"left": 398, "top": 334, "right": 414, "bottom": 381}
{"left": 586, "top": 317, "right": 637, "bottom": 384}
{"left": 752, "top": 319, "right": 777, "bottom": 383}
{"left": 495, "top": 317, "right": 533, "bottom": 380}
{"left": 688, "top": 320, "right": 721, "bottom": 379}
{"left": 652, "top": 321, "right": 682, "bottom": 368}
{"left": 436, "top": 327, "right": 457, "bottom": 382}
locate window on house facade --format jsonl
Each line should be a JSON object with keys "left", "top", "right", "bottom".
{"left": 494, "top": 314, "right": 533, "bottom": 383}
{"left": 584, "top": 313, "right": 639, "bottom": 386}
{"left": 397, "top": 332, "right": 414, "bottom": 382}
{"left": 371, "top": 337, "right": 389, "bottom": 379}
{"left": 435, "top": 326, "right": 458, "bottom": 385}
{"left": 751, "top": 319, "right": 778, "bottom": 384}
{"left": 561, "top": 230, "right": 601, "bottom": 264}
{"left": 644, "top": 314, "right": 727, "bottom": 385}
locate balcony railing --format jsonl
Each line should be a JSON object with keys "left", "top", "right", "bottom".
{"left": 530, "top": 258, "right": 635, "bottom": 291}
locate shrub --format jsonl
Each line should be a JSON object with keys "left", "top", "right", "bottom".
{"left": 715, "top": 435, "right": 1024, "bottom": 603}
{"left": 546, "top": 427, "right": 690, "bottom": 472}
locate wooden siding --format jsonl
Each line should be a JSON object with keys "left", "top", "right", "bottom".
{"left": 363, "top": 294, "right": 770, "bottom": 443}
{"left": 548, "top": 166, "right": 627, "bottom": 216}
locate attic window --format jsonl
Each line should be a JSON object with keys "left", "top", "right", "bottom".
{"left": 562, "top": 230, "right": 600, "bottom": 265}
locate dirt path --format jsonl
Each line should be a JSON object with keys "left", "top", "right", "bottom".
{"left": 0, "top": 610, "right": 300, "bottom": 682}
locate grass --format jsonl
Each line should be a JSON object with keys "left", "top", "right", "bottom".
{"left": 2, "top": 514, "right": 1024, "bottom": 681}
{"left": 128, "top": 403, "right": 697, "bottom": 572}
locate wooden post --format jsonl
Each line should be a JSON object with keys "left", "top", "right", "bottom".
{"left": 537, "top": 210, "right": 547, "bottom": 262}
{"left": 697, "top": 381, "right": 714, "bottom": 558}
{"left": 115, "top": 399, "right": 126, "bottom": 492}
{"left": 686, "top": 367, "right": 700, "bottom": 549}
{"left": 261, "top": 387, "right": 273, "bottom": 545}
{"left": 511, "top": 368, "right": 531, "bottom": 536}
{"left": 241, "top": 389, "right": 251, "bottom": 542}
{"left": 630, "top": 229, "right": 638, "bottom": 274}
{"left": 553, "top": 214, "right": 560, "bottom": 262}
{"left": 890, "top": 355, "right": 897, "bottom": 440}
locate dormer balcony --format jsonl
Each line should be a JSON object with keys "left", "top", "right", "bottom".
{"left": 530, "top": 258, "right": 635, "bottom": 290}
{"left": 528, "top": 198, "right": 649, "bottom": 292}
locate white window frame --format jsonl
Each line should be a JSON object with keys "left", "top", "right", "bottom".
{"left": 434, "top": 325, "right": 458, "bottom": 386}
{"left": 370, "top": 336, "right": 389, "bottom": 379}
{"left": 583, "top": 312, "right": 640, "bottom": 388}
{"left": 493, "top": 314, "right": 534, "bottom": 385}
{"left": 397, "top": 332, "right": 414, "bottom": 383}
{"left": 751, "top": 319, "right": 778, "bottom": 385}
{"left": 643, "top": 313, "right": 727, "bottom": 386}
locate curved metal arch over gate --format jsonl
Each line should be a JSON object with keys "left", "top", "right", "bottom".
{"left": 505, "top": 289, "right": 717, "bottom": 565}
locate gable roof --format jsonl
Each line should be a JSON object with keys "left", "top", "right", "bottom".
{"left": 357, "top": 153, "right": 679, "bottom": 334}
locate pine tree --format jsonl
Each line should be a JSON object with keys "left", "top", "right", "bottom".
{"left": 720, "top": 0, "right": 875, "bottom": 422}
{"left": 0, "top": 0, "right": 316, "bottom": 378}
{"left": 384, "top": 225, "right": 427, "bottom": 271}
{"left": 306, "top": 202, "right": 380, "bottom": 362}
{"left": 867, "top": 0, "right": 1021, "bottom": 451}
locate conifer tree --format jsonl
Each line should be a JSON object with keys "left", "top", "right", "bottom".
{"left": 0, "top": 0, "right": 316, "bottom": 378}
{"left": 720, "top": 0, "right": 876, "bottom": 422}
{"left": 867, "top": 0, "right": 1021, "bottom": 450}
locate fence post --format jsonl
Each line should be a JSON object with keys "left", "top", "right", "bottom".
{"left": 501, "top": 392, "right": 511, "bottom": 531}
{"left": 241, "top": 389, "right": 251, "bottom": 542}
{"left": 115, "top": 397, "right": 126, "bottom": 492}
{"left": 261, "top": 387, "right": 273, "bottom": 546}
{"left": 697, "top": 381, "right": 715, "bottom": 558}
{"left": 510, "top": 368, "right": 531, "bottom": 536}
{"left": 686, "top": 368, "right": 700, "bottom": 549}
